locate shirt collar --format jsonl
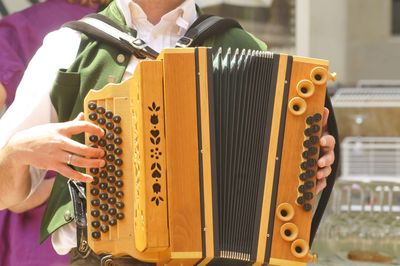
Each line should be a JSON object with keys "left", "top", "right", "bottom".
{"left": 116, "top": 0, "right": 197, "bottom": 34}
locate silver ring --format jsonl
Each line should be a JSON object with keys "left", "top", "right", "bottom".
{"left": 67, "top": 153, "right": 73, "bottom": 165}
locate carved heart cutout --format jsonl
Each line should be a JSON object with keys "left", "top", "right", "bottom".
{"left": 151, "top": 130, "right": 159, "bottom": 138}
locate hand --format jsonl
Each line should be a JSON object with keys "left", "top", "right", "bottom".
{"left": 7, "top": 113, "right": 105, "bottom": 183}
{"left": 67, "top": 0, "right": 111, "bottom": 7}
{"left": 316, "top": 107, "right": 336, "bottom": 194}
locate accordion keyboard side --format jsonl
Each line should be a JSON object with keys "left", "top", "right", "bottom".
{"left": 84, "top": 60, "right": 169, "bottom": 262}
{"left": 268, "top": 56, "right": 334, "bottom": 266}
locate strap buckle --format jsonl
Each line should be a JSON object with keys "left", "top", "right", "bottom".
{"left": 176, "top": 36, "right": 194, "bottom": 48}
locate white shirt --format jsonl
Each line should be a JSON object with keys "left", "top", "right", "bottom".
{"left": 0, "top": 0, "right": 197, "bottom": 255}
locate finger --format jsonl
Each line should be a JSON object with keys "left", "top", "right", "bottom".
{"left": 61, "top": 152, "right": 105, "bottom": 169}
{"left": 316, "top": 166, "right": 332, "bottom": 180}
{"left": 73, "top": 112, "right": 85, "bottom": 122}
{"left": 60, "top": 137, "right": 105, "bottom": 158}
{"left": 55, "top": 163, "right": 93, "bottom": 183}
{"left": 322, "top": 107, "right": 329, "bottom": 129}
{"left": 60, "top": 120, "right": 104, "bottom": 138}
{"left": 318, "top": 150, "right": 335, "bottom": 168}
{"left": 320, "top": 134, "right": 336, "bottom": 153}
{"left": 316, "top": 178, "right": 327, "bottom": 195}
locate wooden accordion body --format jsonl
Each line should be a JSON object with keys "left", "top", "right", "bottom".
{"left": 84, "top": 47, "right": 335, "bottom": 266}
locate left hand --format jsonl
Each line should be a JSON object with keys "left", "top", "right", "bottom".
{"left": 316, "top": 107, "right": 336, "bottom": 194}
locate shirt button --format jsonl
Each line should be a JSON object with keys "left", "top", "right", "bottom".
{"left": 64, "top": 210, "right": 73, "bottom": 222}
{"left": 116, "top": 54, "right": 125, "bottom": 64}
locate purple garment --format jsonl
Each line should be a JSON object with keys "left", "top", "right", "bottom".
{"left": 0, "top": 1, "right": 97, "bottom": 265}
{"left": 0, "top": 0, "right": 96, "bottom": 107}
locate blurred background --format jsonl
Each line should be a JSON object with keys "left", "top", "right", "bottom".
{"left": 1, "top": 0, "right": 399, "bottom": 265}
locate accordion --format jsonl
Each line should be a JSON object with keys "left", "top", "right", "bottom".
{"left": 84, "top": 47, "right": 335, "bottom": 265}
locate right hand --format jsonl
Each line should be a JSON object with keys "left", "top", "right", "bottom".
{"left": 7, "top": 113, "right": 105, "bottom": 182}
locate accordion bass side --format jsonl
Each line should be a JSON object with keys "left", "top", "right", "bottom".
{"left": 84, "top": 47, "right": 336, "bottom": 265}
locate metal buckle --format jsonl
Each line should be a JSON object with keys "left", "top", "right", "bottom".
{"left": 176, "top": 36, "right": 193, "bottom": 48}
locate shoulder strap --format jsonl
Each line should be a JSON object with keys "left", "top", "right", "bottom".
{"left": 63, "top": 14, "right": 159, "bottom": 59}
{"left": 63, "top": 14, "right": 243, "bottom": 58}
{"left": 176, "top": 15, "right": 242, "bottom": 48}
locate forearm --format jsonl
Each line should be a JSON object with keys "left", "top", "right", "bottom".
{"left": 0, "top": 144, "right": 32, "bottom": 210}
{"left": 8, "top": 177, "right": 54, "bottom": 213}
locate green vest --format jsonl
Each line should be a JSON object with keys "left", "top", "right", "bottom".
{"left": 40, "top": 1, "right": 267, "bottom": 243}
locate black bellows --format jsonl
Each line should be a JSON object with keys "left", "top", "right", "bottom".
{"left": 208, "top": 48, "right": 280, "bottom": 264}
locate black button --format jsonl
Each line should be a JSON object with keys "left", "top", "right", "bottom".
{"left": 91, "top": 199, "right": 100, "bottom": 207}
{"left": 308, "top": 146, "right": 318, "bottom": 155}
{"left": 306, "top": 169, "right": 316, "bottom": 178}
{"left": 302, "top": 151, "right": 309, "bottom": 159}
{"left": 310, "top": 136, "right": 319, "bottom": 145}
{"left": 311, "top": 124, "right": 320, "bottom": 133}
{"left": 92, "top": 220, "right": 100, "bottom": 228}
{"left": 98, "top": 139, "right": 107, "bottom": 147}
{"left": 100, "top": 204, "right": 109, "bottom": 211}
{"left": 97, "top": 117, "right": 106, "bottom": 125}
{"left": 304, "top": 128, "right": 313, "bottom": 137}
{"left": 305, "top": 180, "right": 315, "bottom": 189}
{"left": 303, "top": 140, "right": 311, "bottom": 148}
{"left": 107, "top": 176, "right": 116, "bottom": 184}
{"left": 100, "top": 224, "right": 109, "bottom": 233}
{"left": 100, "top": 214, "right": 109, "bottom": 222}
{"left": 90, "top": 168, "right": 99, "bottom": 175}
{"left": 89, "top": 135, "right": 99, "bottom": 143}
{"left": 96, "top": 107, "right": 106, "bottom": 115}
{"left": 90, "top": 188, "right": 99, "bottom": 196}
{"left": 106, "top": 144, "right": 115, "bottom": 152}
{"left": 106, "top": 132, "right": 115, "bottom": 141}
{"left": 299, "top": 172, "right": 308, "bottom": 181}
{"left": 88, "top": 102, "right": 97, "bottom": 111}
{"left": 91, "top": 210, "right": 100, "bottom": 217}
{"left": 99, "top": 193, "right": 108, "bottom": 200}
{"left": 91, "top": 177, "right": 99, "bottom": 186}
{"left": 108, "top": 208, "right": 117, "bottom": 216}
{"left": 114, "top": 148, "right": 123, "bottom": 155}
{"left": 115, "top": 159, "right": 123, "bottom": 166}
{"left": 116, "top": 212, "right": 125, "bottom": 220}
{"left": 109, "top": 219, "right": 117, "bottom": 226}
{"left": 89, "top": 113, "right": 98, "bottom": 121}
{"left": 116, "top": 191, "right": 124, "bottom": 198}
{"left": 296, "top": 196, "right": 304, "bottom": 205}
{"left": 99, "top": 182, "right": 108, "bottom": 190}
{"left": 100, "top": 170, "right": 108, "bottom": 179}
{"left": 306, "top": 116, "right": 314, "bottom": 125}
{"left": 106, "top": 164, "right": 116, "bottom": 173}
{"left": 105, "top": 111, "right": 114, "bottom": 119}
{"left": 313, "top": 113, "right": 322, "bottom": 122}
{"left": 298, "top": 185, "right": 305, "bottom": 193}
{"left": 303, "top": 203, "right": 312, "bottom": 212}
{"left": 116, "top": 202, "right": 124, "bottom": 209}
{"left": 107, "top": 186, "right": 116, "bottom": 194}
{"left": 304, "top": 192, "right": 314, "bottom": 200}
{"left": 116, "top": 180, "right": 124, "bottom": 188}
{"left": 92, "top": 231, "right": 101, "bottom": 239}
{"left": 114, "top": 138, "right": 123, "bottom": 145}
{"left": 300, "top": 162, "right": 308, "bottom": 170}
{"left": 108, "top": 197, "right": 116, "bottom": 205}
{"left": 115, "top": 170, "right": 123, "bottom": 177}
{"left": 114, "top": 127, "right": 122, "bottom": 134}
{"left": 106, "top": 154, "right": 115, "bottom": 162}
{"left": 113, "top": 115, "right": 121, "bottom": 123}
{"left": 106, "top": 122, "right": 114, "bottom": 130}
{"left": 307, "top": 159, "right": 317, "bottom": 168}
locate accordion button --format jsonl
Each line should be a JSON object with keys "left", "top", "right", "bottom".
{"left": 116, "top": 202, "right": 124, "bottom": 209}
{"left": 105, "top": 111, "right": 114, "bottom": 119}
{"left": 106, "top": 122, "right": 114, "bottom": 130}
{"left": 299, "top": 173, "right": 308, "bottom": 181}
{"left": 91, "top": 210, "right": 100, "bottom": 217}
{"left": 313, "top": 113, "right": 322, "bottom": 122}
{"left": 304, "top": 128, "right": 313, "bottom": 137}
{"left": 305, "top": 181, "right": 315, "bottom": 189}
{"left": 106, "top": 144, "right": 115, "bottom": 152}
{"left": 91, "top": 221, "right": 100, "bottom": 228}
{"left": 296, "top": 196, "right": 304, "bottom": 205}
{"left": 91, "top": 199, "right": 100, "bottom": 207}
{"left": 115, "top": 159, "right": 123, "bottom": 167}
{"left": 91, "top": 177, "right": 99, "bottom": 186}
{"left": 92, "top": 231, "right": 101, "bottom": 239}
{"left": 309, "top": 136, "right": 319, "bottom": 145}
{"left": 100, "top": 204, "right": 109, "bottom": 211}
{"left": 306, "top": 169, "right": 316, "bottom": 178}
{"left": 106, "top": 164, "right": 116, "bottom": 172}
{"left": 116, "top": 54, "right": 126, "bottom": 64}
{"left": 116, "top": 191, "right": 124, "bottom": 198}
{"left": 113, "top": 115, "right": 121, "bottom": 123}
{"left": 115, "top": 169, "right": 123, "bottom": 177}
{"left": 114, "top": 148, "right": 123, "bottom": 156}
{"left": 303, "top": 203, "right": 312, "bottom": 212}
{"left": 311, "top": 124, "right": 320, "bottom": 133}
{"left": 99, "top": 193, "right": 108, "bottom": 200}
{"left": 302, "top": 151, "right": 309, "bottom": 159}
{"left": 106, "top": 154, "right": 115, "bottom": 162}
{"left": 114, "top": 127, "right": 122, "bottom": 134}
{"left": 300, "top": 162, "right": 308, "bottom": 170}
{"left": 96, "top": 107, "right": 106, "bottom": 115}
{"left": 306, "top": 116, "right": 314, "bottom": 125}
{"left": 98, "top": 139, "right": 107, "bottom": 147}
{"left": 109, "top": 219, "right": 117, "bottom": 226}
{"left": 106, "top": 132, "right": 115, "bottom": 141}
{"left": 298, "top": 185, "right": 305, "bottom": 193}
{"left": 100, "top": 214, "right": 109, "bottom": 222}
{"left": 89, "top": 135, "right": 99, "bottom": 143}
{"left": 90, "top": 188, "right": 99, "bottom": 196}
{"left": 100, "top": 170, "right": 108, "bottom": 179}
{"left": 97, "top": 118, "right": 106, "bottom": 125}
{"left": 306, "top": 159, "right": 316, "bottom": 168}
{"left": 308, "top": 146, "right": 318, "bottom": 155}
{"left": 108, "top": 208, "right": 117, "bottom": 215}
{"left": 88, "top": 113, "right": 97, "bottom": 121}
{"left": 303, "top": 140, "right": 311, "bottom": 148}
{"left": 100, "top": 224, "right": 109, "bottom": 233}
{"left": 114, "top": 138, "right": 123, "bottom": 145}
{"left": 88, "top": 102, "right": 97, "bottom": 111}
{"left": 116, "top": 212, "right": 125, "bottom": 220}
{"left": 115, "top": 180, "right": 124, "bottom": 188}
{"left": 107, "top": 176, "right": 116, "bottom": 184}
{"left": 108, "top": 197, "right": 116, "bottom": 205}
{"left": 107, "top": 186, "right": 116, "bottom": 194}
{"left": 304, "top": 192, "right": 314, "bottom": 200}
{"left": 90, "top": 168, "right": 99, "bottom": 175}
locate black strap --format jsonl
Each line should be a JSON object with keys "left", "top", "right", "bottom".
{"left": 68, "top": 180, "right": 91, "bottom": 258}
{"left": 176, "top": 15, "right": 242, "bottom": 48}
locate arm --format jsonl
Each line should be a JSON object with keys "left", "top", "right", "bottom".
{"left": 8, "top": 177, "right": 55, "bottom": 213}
{"left": 0, "top": 82, "right": 6, "bottom": 109}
